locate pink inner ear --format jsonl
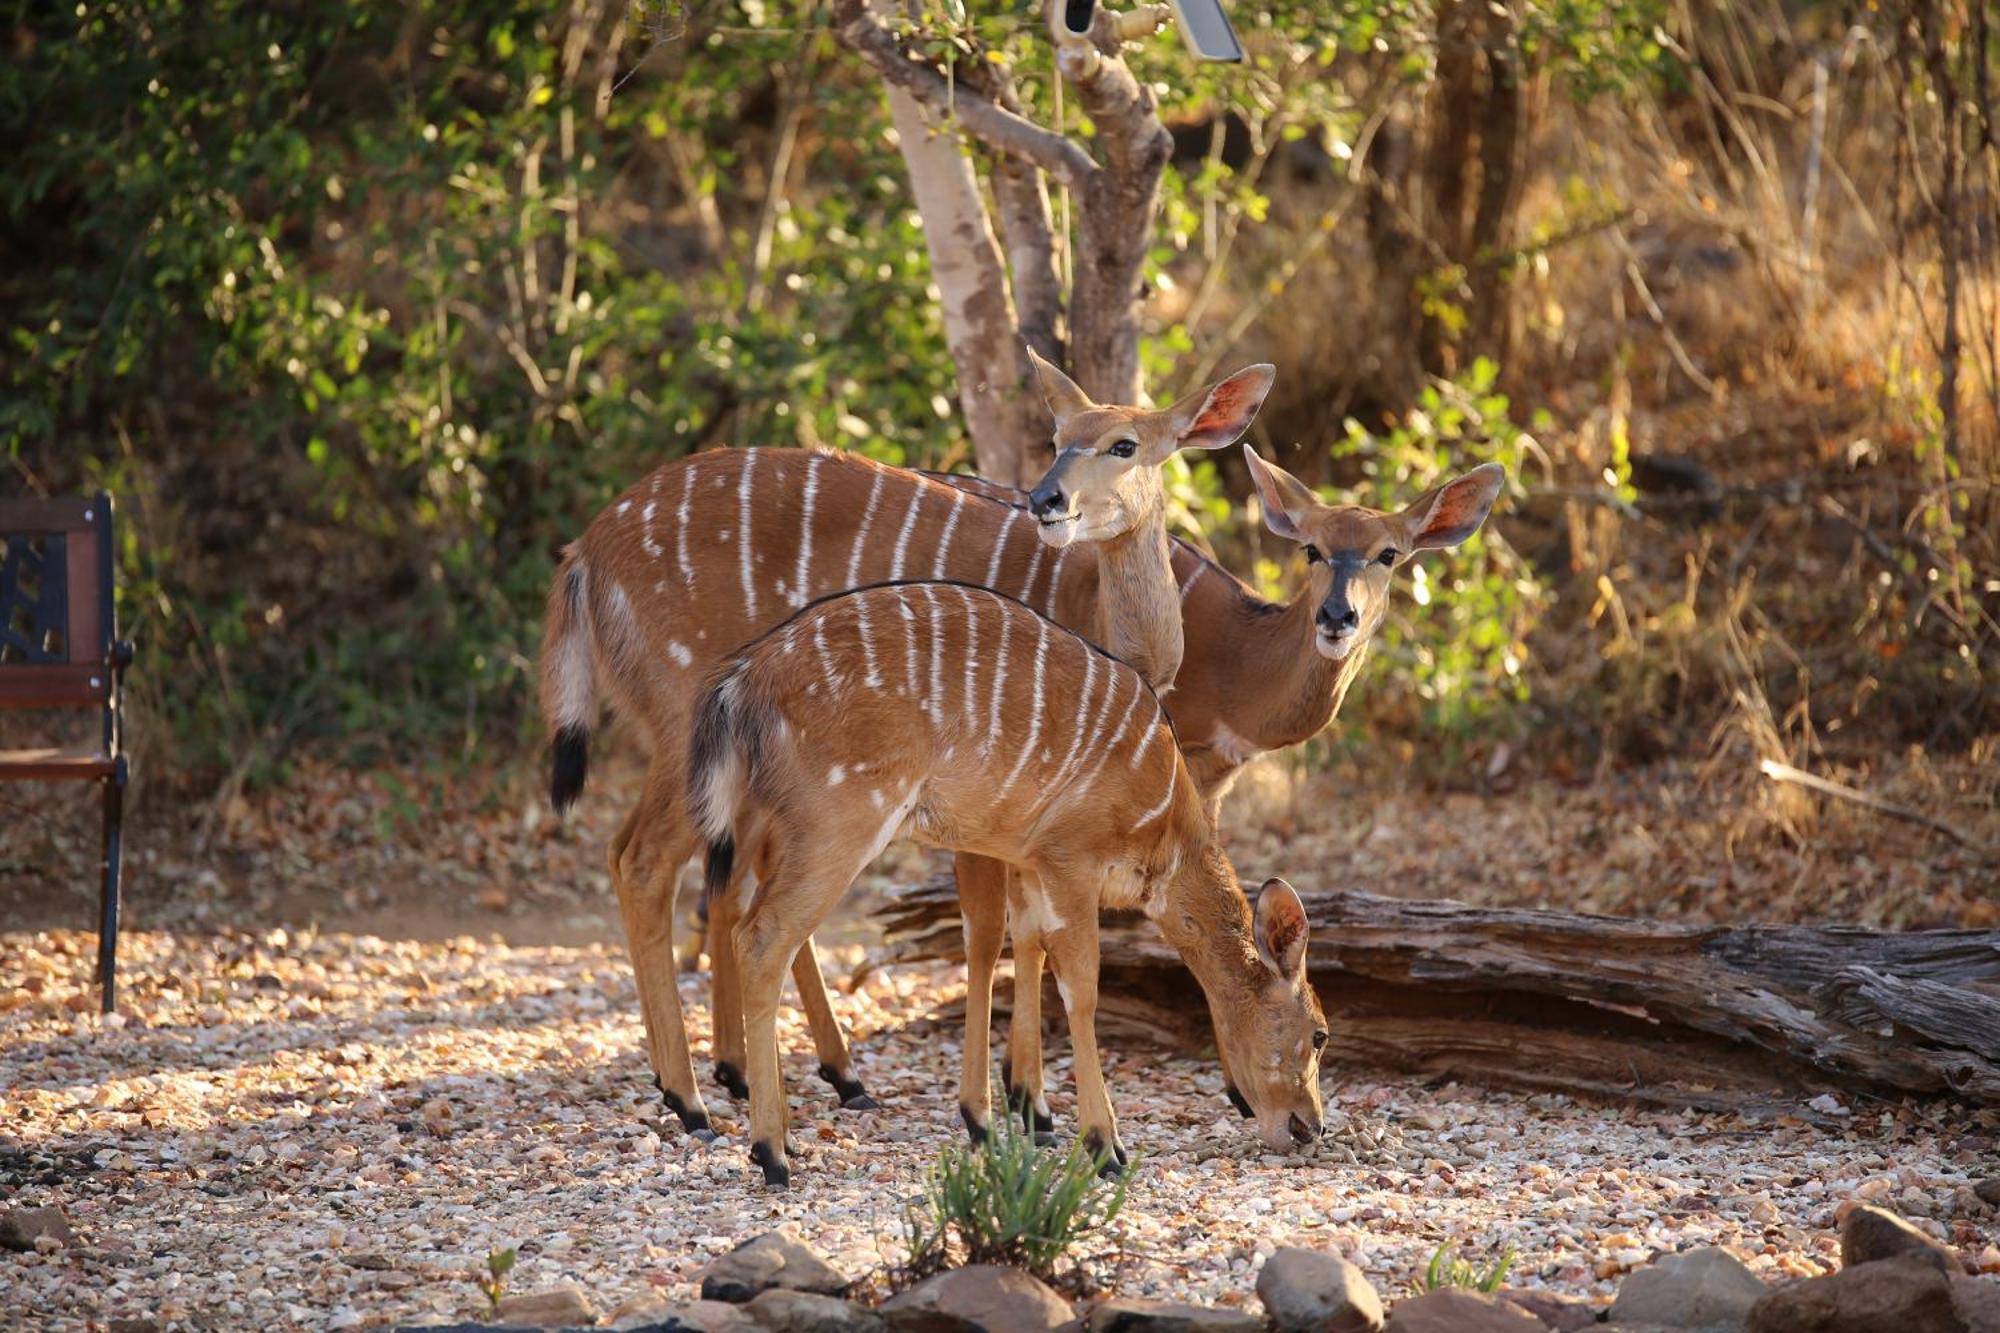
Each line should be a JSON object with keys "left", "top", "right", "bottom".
{"left": 1194, "top": 379, "right": 1260, "bottom": 436}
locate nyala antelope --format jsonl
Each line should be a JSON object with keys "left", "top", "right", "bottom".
{"left": 688, "top": 583, "right": 1329, "bottom": 1186}
{"left": 539, "top": 358, "right": 1275, "bottom": 1140}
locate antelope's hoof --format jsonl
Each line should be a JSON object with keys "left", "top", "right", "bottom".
{"left": 714, "top": 1061, "right": 750, "bottom": 1101}
{"left": 1007, "top": 1085, "right": 1055, "bottom": 1136}
{"left": 749, "top": 1139, "right": 790, "bottom": 1189}
{"left": 1034, "top": 1130, "right": 1059, "bottom": 1149}
{"left": 959, "top": 1104, "right": 990, "bottom": 1145}
{"left": 1083, "top": 1129, "right": 1128, "bottom": 1176}
{"left": 661, "top": 1088, "right": 715, "bottom": 1141}
{"left": 817, "top": 1063, "right": 877, "bottom": 1111}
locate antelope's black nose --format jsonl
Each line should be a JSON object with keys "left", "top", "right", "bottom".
{"left": 1029, "top": 483, "right": 1067, "bottom": 520}
{"left": 1317, "top": 603, "right": 1358, "bottom": 634}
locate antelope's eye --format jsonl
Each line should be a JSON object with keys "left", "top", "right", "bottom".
{"left": 1312, "top": 1029, "right": 1329, "bottom": 1051}
{"left": 1109, "top": 439, "right": 1137, "bottom": 459}
{"left": 1303, "top": 545, "right": 1324, "bottom": 565}
{"left": 1376, "top": 548, "right": 1399, "bottom": 567}
{"left": 1046, "top": 438, "right": 1060, "bottom": 457}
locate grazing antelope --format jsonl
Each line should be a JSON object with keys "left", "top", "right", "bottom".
{"left": 538, "top": 360, "right": 1275, "bottom": 1139}
{"left": 688, "top": 582, "right": 1330, "bottom": 1186}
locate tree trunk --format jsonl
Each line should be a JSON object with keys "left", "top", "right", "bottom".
{"left": 879, "top": 85, "right": 1045, "bottom": 485}
{"left": 875, "top": 875, "right": 2000, "bottom": 1110}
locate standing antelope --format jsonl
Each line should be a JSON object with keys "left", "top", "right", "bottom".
{"left": 539, "top": 359, "right": 1276, "bottom": 1140}
{"left": 986, "top": 446, "right": 1508, "bottom": 1129}
{"left": 688, "top": 582, "right": 1330, "bottom": 1186}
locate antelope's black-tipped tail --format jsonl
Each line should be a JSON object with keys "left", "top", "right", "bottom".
{"left": 551, "top": 724, "right": 591, "bottom": 814}
{"left": 703, "top": 834, "right": 736, "bottom": 909}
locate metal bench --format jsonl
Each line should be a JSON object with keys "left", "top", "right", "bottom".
{"left": 0, "top": 493, "right": 133, "bottom": 1011}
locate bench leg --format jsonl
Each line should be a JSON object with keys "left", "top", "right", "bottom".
{"left": 98, "top": 762, "right": 126, "bottom": 1014}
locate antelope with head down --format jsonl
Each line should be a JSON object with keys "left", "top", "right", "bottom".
{"left": 688, "top": 582, "right": 1330, "bottom": 1185}
{"left": 538, "top": 356, "right": 1276, "bottom": 1140}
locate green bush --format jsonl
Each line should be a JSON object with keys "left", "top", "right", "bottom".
{"left": 1421, "top": 1242, "right": 1515, "bottom": 1294}
{"left": 902, "top": 1111, "right": 1131, "bottom": 1286}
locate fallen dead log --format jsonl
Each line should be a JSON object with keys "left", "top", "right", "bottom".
{"left": 874, "top": 873, "right": 2000, "bottom": 1111}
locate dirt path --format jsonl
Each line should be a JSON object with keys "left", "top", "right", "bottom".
{"left": 5, "top": 924, "right": 1992, "bottom": 1331}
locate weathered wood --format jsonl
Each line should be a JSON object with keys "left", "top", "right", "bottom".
{"left": 876, "top": 874, "right": 2000, "bottom": 1109}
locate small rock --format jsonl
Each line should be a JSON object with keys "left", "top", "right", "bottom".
{"left": 607, "top": 1299, "right": 759, "bottom": 1333}
{"left": 0, "top": 1205, "right": 75, "bottom": 1252}
{"left": 1973, "top": 1179, "right": 2000, "bottom": 1209}
{"left": 1257, "top": 1247, "right": 1385, "bottom": 1333}
{"left": 1385, "top": 1289, "right": 1543, "bottom": 1332}
{"left": 702, "top": 1233, "right": 851, "bottom": 1305}
{"left": 1609, "top": 1246, "right": 1767, "bottom": 1330}
{"left": 108, "top": 1321, "right": 163, "bottom": 1333}
{"left": 880, "top": 1265, "right": 1072, "bottom": 1332}
{"left": 1497, "top": 1289, "right": 1598, "bottom": 1331}
{"left": 1083, "top": 1298, "right": 1266, "bottom": 1333}
{"left": 743, "top": 1289, "right": 885, "bottom": 1333}
{"left": 1842, "top": 1204, "right": 1957, "bottom": 1274}
{"left": 495, "top": 1285, "right": 598, "bottom": 1328}
{"left": 1746, "top": 1254, "right": 1964, "bottom": 1333}
{"left": 1949, "top": 1276, "right": 2000, "bottom": 1333}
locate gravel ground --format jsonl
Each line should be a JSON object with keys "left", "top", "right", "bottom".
{"left": 5, "top": 924, "right": 1996, "bottom": 1331}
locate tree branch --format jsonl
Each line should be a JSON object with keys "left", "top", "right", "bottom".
{"left": 833, "top": 0, "right": 1095, "bottom": 187}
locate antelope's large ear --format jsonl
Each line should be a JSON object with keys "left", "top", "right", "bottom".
{"left": 1025, "top": 345, "right": 1094, "bottom": 422}
{"left": 1253, "top": 877, "right": 1310, "bottom": 983}
{"left": 1242, "top": 445, "right": 1320, "bottom": 544}
{"left": 1162, "top": 363, "right": 1276, "bottom": 455}
{"left": 1397, "top": 463, "right": 1505, "bottom": 551}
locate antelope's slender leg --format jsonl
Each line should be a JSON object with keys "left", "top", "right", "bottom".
{"left": 792, "top": 938, "right": 875, "bottom": 1109}
{"left": 954, "top": 851, "right": 1009, "bottom": 1140}
{"left": 736, "top": 851, "right": 862, "bottom": 1187}
{"left": 1038, "top": 898, "right": 1125, "bottom": 1172}
{"left": 611, "top": 810, "right": 710, "bottom": 1140}
{"left": 707, "top": 873, "right": 751, "bottom": 1100}
{"left": 1005, "top": 879, "right": 1055, "bottom": 1143}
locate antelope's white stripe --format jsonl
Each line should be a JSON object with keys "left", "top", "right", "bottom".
{"left": 674, "top": 464, "right": 696, "bottom": 582}
{"left": 932, "top": 490, "right": 965, "bottom": 578}
{"left": 1039, "top": 647, "right": 1098, "bottom": 800}
{"left": 1043, "top": 546, "right": 1070, "bottom": 619}
{"left": 983, "top": 511, "right": 1016, "bottom": 588}
{"left": 958, "top": 586, "right": 981, "bottom": 726}
{"left": 846, "top": 468, "right": 886, "bottom": 587}
{"left": 1076, "top": 678, "right": 1145, "bottom": 795}
{"left": 1179, "top": 560, "right": 1204, "bottom": 601}
{"left": 888, "top": 487, "right": 924, "bottom": 581}
{"left": 983, "top": 594, "right": 1013, "bottom": 754}
{"left": 923, "top": 585, "right": 945, "bottom": 723}
{"left": 641, "top": 499, "right": 661, "bottom": 557}
{"left": 1129, "top": 720, "right": 1160, "bottom": 771}
{"left": 737, "top": 448, "right": 759, "bottom": 618}
{"left": 995, "top": 617, "right": 1051, "bottom": 798}
{"left": 1019, "top": 542, "right": 1045, "bottom": 610}
{"left": 855, "top": 596, "right": 882, "bottom": 688}
{"left": 792, "top": 452, "right": 822, "bottom": 608}
{"left": 812, "top": 614, "right": 837, "bottom": 684}
{"left": 899, "top": 592, "right": 919, "bottom": 696}
{"left": 1131, "top": 768, "right": 1178, "bottom": 830}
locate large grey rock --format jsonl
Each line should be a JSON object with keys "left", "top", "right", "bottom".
{"left": 702, "top": 1234, "right": 851, "bottom": 1304}
{"left": 1083, "top": 1297, "right": 1266, "bottom": 1332}
{"left": 743, "top": 1289, "right": 885, "bottom": 1333}
{"left": 1257, "top": 1247, "right": 1385, "bottom": 1333}
{"left": 495, "top": 1286, "right": 598, "bottom": 1329}
{"left": 1842, "top": 1205, "right": 1956, "bottom": 1274}
{"left": 1746, "top": 1254, "right": 1967, "bottom": 1333}
{"left": 1951, "top": 1278, "right": 2000, "bottom": 1333}
{"left": 1385, "top": 1289, "right": 1544, "bottom": 1332}
{"left": 0, "top": 1205, "right": 75, "bottom": 1252}
{"left": 1498, "top": 1289, "right": 1599, "bottom": 1331}
{"left": 1609, "top": 1246, "right": 1767, "bottom": 1330}
{"left": 879, "top": 1265, "right": 1072, "bottom": 1332}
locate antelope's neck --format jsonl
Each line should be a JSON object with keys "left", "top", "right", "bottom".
{"left": 1092, "top": 494, "right": 1183, "bottom": 692}
{"left": 1221, "top": 587, "right": 1369, "bottom": 753}
{"left": 1153, "top": 841, "right": 1264, "bottom": 1000}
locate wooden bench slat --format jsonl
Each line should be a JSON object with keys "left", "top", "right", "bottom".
{"left": 0, "top": 664, "right": 110, "bottom": 708}
{"left": 0, "top": 745, "right": 115, "bottom": 781}
{"left": 65, "top": 524, "right": 103, "bottom": 661}
{"left": 0, "top": 497, "right": 97, "bottom": 534}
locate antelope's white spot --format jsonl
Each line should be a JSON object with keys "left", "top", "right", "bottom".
{"left": 827, "top": 764, "right": 846, "bottom": 786}
{"left": 667, "top": 641, "right": 693, "bottom": 667}
{"left": 617, "top": 500, "right": 632, "bottom": 515}
{"left": 869, "top": 789, "right": 885, "bottom": 810}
